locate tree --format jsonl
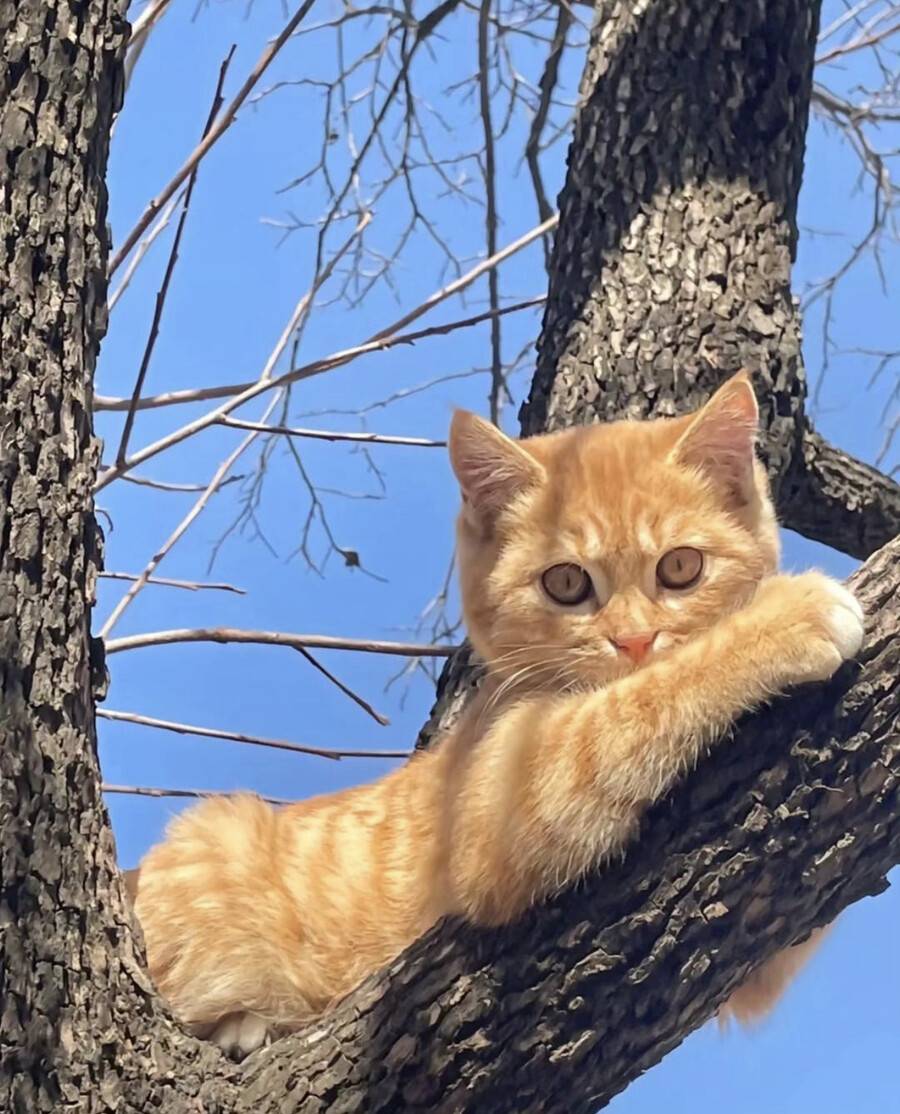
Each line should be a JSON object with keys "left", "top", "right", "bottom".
{"left": 0, "top": 1, "right": 897, "bottom": 1112}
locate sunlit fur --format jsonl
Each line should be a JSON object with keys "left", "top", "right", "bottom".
{"left": 129, "top": 375, "right": 863, "bottom": 1056}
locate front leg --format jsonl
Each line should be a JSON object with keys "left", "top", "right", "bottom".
{"left": 449, "top": 573, "right": 864, "bottom": 923}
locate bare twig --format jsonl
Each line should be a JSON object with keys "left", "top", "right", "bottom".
{"left": 101, "top": 783, "right": 294, "bottom": 807}
{"left": 99, "top": 213, "right": 373, "bottom": 636}
{"left": 817, "top": 15, "right": 900, "bottom": 63}
{"left": 125, "top": 0, "right": 175, "bottom": 95}
{"left": 115, "top": 48, "right": 236, "bottom": 467}
{"left": 217, "top": 417, "right": 446, "bottom": 447}
{"left": 293, "top": 647, "right": 390, "bottom": 725}
{"left": 98, "top": 421, "right": 269, "bottom": 638}
{"left": 109, "top": 0, "right": 320, "bottom": 276}
{"left": 95, "top": 223, "right": 556, "bottom": 489}
{"left": 107, "top": 191, "right": 184, "bottom": 312}
{"left": 94, "top": 296, "right": 546, "bottom": 414}
{"left": 98, "top": 709, "right": 410, "bottom": 759}
{"left": 99, "top": 572, "right": 246, "bottom": 594}
{"left": 477, "top": 0, "right": 505, "bottom": 423}
{"left": 104, "top": 627, "right": 458, "bottom": 657}
{"left": 116, "top": 472, "right": 245, "bottom": 493}
{"left": 364, "top": 217, "right": 556, "bottom": 343}
{"left": 295, "top": 369, "right": 491, "bottom": 420}
{"left": 525, "top": 1, "right": 570, "bottom": 267}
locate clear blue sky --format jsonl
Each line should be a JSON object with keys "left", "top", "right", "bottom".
{"left": 98, "top": 2, "right": 898, "bottom": 1108}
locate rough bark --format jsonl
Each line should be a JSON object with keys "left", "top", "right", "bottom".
{"left": 785, "top": 429, "right": 900, "bottom": 560}
{"left": 0, "top": 3, "right": 211, "bottom": 1110}
{"left": 230, "top": 536, "right": 899, "bottom": 1114}
{"left": 0, "top": 0, "right": 897, "bottom": 1113}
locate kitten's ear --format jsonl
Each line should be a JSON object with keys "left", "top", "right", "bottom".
{"left": 671, "top": 372, "right": 759, "bottom": 505}
{"left": 449, "top": 410, "right": 545, "bottom": 527}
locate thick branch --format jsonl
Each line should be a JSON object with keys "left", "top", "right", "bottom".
{"left": 781, "top": 425, "right": 900, "bottom": 558}
{"left": 80, "top": 540, "right": 897, "bottom": 1113}
{"left": 226, "top": 533, "right": 900, "bottom": 1112}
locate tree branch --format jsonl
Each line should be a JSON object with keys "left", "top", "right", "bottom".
{"left": 108, "top": 0, "right": 319, "bottom": 276}
{"left": 224, "top": 534, "right": 900, "bottom": 1112}
{"left": 104, "top": 627, "right": 457, "bottom": 658}
{"left": 781, "top": 425, "right": 900, "bottom": 559}
{"left": 98, "top": 709, "right": 410, "bottom": 761}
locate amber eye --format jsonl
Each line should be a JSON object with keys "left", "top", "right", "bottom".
{"left": 541, "top": 563, "right": 593, "bottom": 606}
{"left": 657, "top": 547, "right": 704, "bottom": 590}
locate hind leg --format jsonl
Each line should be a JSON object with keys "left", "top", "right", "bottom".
{"left": 208, "top": 1012, "right": 272, "bottom": 1059}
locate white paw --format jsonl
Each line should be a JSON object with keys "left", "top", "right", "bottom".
{"left": 210, "top": 1012, "right": 270, "bottom": 1059}
{"left": 819, "top": 579, "right": 864, "bottom": 663}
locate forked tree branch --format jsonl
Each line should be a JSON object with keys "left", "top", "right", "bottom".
{"left": 4, "top": 0, "right": 897, "bottom": 1112}
{"left": 108, "top": 0, "right": 319, "bottom": 275}
{"left": 782, "top": 425, "right": 900, "bottom": 558}
{"left": 135, "top": 533, "right": 899, "bottom": 1113}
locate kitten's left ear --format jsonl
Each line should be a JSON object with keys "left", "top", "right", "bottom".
{"left": 671, "top": 372, "right": 759, "bottom": 505}
{"left": 449, "top": 410, "right": 545, "bottom": 528}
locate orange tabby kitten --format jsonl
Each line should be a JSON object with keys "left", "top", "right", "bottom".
{"left": 128, "top": 373, "right": 863, "bottom": 1057}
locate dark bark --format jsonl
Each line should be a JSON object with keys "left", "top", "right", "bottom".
{"left": 0, "top": 0, "right": 897, "bottom": 1112}
{"left": 784, "top": 428, "right": 900, "bottom": 560}
{"left": 231, "top": 534, "right": 900, "bottom": 1114}
{"left": 0, "top": 3, "right": 217, "bottom": 1110}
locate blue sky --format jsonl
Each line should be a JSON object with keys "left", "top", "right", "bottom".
{"left": 98, "top": 2, "right": 898, "bottom": 1108}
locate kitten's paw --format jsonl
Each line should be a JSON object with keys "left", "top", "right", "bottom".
{"left": 817, "top": 577, "right": 864, "bottom": 663}
{"left": 210, "top": 1012, "right": 271, "bottom": 1060}
{"left": 759, "top": 573, "right": 864, "bottom": 685}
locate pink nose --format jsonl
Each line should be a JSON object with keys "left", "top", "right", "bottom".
{"left": 611, "top": 631, "right": 657, "bottom": 664}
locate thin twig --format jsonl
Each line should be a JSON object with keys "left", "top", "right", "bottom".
{"left": 94, "top": 296, "right": 546, "bottom": 413}
{"left": 99, "top": 572, "right": 246, "bottom": 594}
{"left": 95, "top": 223, "right": 556, "bottom": 489}
{"left": 98, "top": 709, "right": 409, "bottom": 759}
{"left": 816, "top": 15, "right": 900, "bottom": 62}
{"left": 109, "top": 0, "right": 320, "bottom": 276}
{"left": 99, "top": 213, "right": 373, "bottom": 637}
{"left": 217, "top": 417, "right": 446, "bottom": 447}
{"left": 115, "top": 48, "right": 236, "bottom": 467}
{"left": 124, "top": 0, "right": 174, "bottom": 95}
{"left": 365, "top": 219, "right": 555, "bottom": 344}
{"left": 293, "top": 647, "right": 390, "bottom": 725}
{"left": 295, "top": 368, "right": 488, "bottom": 420}
{"left": 477, "top": 0, "right": 504, "bottom": 423}
{"left": 525, "top": 1, "right": 570, "bottom": 268}
{"left": 104, "top": 627, "right": 458, "bottom": 657}
{"left": 101, "top": 783, "right": 295, "bottom": 807}
{"left": 107, "top": 191, "right": 184, "bottom": 312}
{"left": 98, "top": 423, "right": 267, "bottom": 638}
{"left": 116, "top": 472, "right": 244, "bottom": 493}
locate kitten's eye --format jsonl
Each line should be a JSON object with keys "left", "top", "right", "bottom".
{"left": 657, "top": 547, "right": 703, "bottom": 590}
{"left": 541, "top": 563, "right": 593, "bottom": 605}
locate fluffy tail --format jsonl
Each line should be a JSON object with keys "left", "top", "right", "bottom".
{"left": 718, "top": 927, "right": 829, "bottom": 1027}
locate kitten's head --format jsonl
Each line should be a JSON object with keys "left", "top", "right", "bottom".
{"left": 449, "top": 373, "right": 779, "bottom": 690}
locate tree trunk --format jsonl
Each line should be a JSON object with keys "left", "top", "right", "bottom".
{"left": 520, "top": 0, "right": 900, "bottom": 560}
{"left": 0, "top": 1, "right": 897, "bottom": 1113}
{"left": 0, "top": 3, "right": 211, "bottom": 1109}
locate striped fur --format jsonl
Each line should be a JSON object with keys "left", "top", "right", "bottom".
{"left": 130, "top": 375, "right": 862, "bottom": 1055}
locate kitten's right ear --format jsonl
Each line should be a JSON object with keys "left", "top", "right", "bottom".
{"left": 449, "top": 410, "right": 545, "bottom": 528}
{"left": 670, "top": 372, "right": 759, "bottom": 506}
